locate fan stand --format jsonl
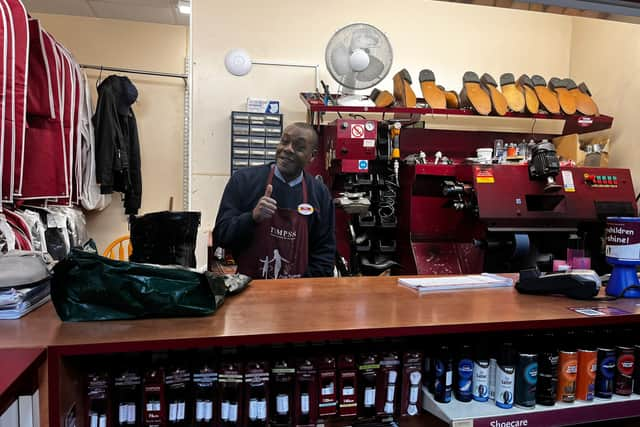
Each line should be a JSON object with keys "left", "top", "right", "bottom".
{"left": 336, "top": 87, "right": 375, "bottom": 107}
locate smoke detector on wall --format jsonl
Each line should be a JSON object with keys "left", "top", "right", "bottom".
{"left": 224, "top": 48, "right": 252, "bottom": 76}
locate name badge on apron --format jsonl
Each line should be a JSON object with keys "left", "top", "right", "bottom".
{"left": 297, "top": 203, "right": 314, "bottom": 216}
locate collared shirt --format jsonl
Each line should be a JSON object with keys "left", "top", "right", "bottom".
{"left": 274, "top": 166, "right": 303, "bottom": 187}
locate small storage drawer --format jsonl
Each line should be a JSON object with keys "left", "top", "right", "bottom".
{"left": 250, "top": 126, "right": 266, "bottom": 136}
{"left": 250, "top": 137, "right": 265, "bottom": 148}
{"left": 265, "top": 137, "right": 280, "bottom": 147}
{"left": 265, "top": 126, "right": 281, "bottom": 136}
{"left": 232, "top": 136, "right": 249, "bottom": 145}
{"left": 231, "top": 112, "right": 250, "bottom": 123}
{"left": 232, "top": 124, "right": 250, "bottom": 135}
{"left": 232, "top": 146, "right": 250, "bottom": 157}
{"left": 250, "top": 148, "right": 266, "bottom": 158}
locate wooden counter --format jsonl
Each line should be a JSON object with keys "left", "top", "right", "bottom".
{"left": 1, "top": 275, "right": 639, "bottom": 354}
{"left": 2, "top": 275, "right": 640, "bottom": 427}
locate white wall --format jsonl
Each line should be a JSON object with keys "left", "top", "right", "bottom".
{"left": 191, "top": 0, "right": 575, "bottom": 264}
{"left": 34, "top": 13, "right": 188, "bottom": 253}
{"left": 569, "top": 17, "right": 640, "bottom": 191}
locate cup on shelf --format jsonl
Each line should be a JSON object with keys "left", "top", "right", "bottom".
{"left": 476, "top": 148, "right": 493, "bottom": 164}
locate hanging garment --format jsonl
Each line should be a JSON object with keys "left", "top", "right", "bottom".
{"left": 25, "top": 19, "right": 54, "bottom": 118}
{"left": 20, "top": 208, "right": 47, "bottom": 254}
{"left": 93, "top": 75, "right": 142, "bottom": 215}
{"left": 6, "top": 0, "right": 28, "bottom": 197}
{"left": 78, "top": 70, "right": 110, "bottom": 211}
{"left": 41, "top": 30, "right": 69, "bottom": 197}
{"left": 0, "top": 0, "right": 28, "bottom": 200}
{"left": 0, "top": 214, "right": 15, "bottom": 253}
{"left": 52, "top": 42, "right": 77, "bottom": 206}
{"left": 3, "top": 208, "right": 32, "bottom": 251}
{"left": 0, "top": 6, "right": 7, "bottom": 204}
{"left": 0, "top": 0, "right": 15, "bottom": 202}
{"left": 71, "top": 61, "right": 82, "bottom": 205}
{"left": 21, "top": 21, "right": 68, "bottom": 199}
{"left": 49, "top": 206, "right": 87, "bottom": 247}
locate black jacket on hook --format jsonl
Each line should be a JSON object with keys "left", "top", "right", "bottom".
{"left": 93, "top": 75, "right": 142, "bottom": 215}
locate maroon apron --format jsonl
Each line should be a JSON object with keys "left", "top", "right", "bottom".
{"left": 236, "top": 167, "right": 309, "bottom": 279}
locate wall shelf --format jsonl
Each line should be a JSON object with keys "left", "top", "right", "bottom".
{"left": 421, "top": 386, "right": 640, "bottom": 427}
{"left": 300, "top": 93, "right": 613, "bottom": 136}
{"left": 0, "top": 348, "right": 45, "bottom": 425}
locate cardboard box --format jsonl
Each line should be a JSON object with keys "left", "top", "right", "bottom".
{"left": 247, "top": 98, "right": 280, "bottom": 114}
{"left": 553, "top": 134, "right": 585, "bottom": 165}
{"left": 552, "top": 134, "right": 610, "bottom": 167}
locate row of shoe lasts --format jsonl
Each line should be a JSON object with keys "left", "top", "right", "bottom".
{"left": 369, "top": 69, "right": 599, "bottom": 117}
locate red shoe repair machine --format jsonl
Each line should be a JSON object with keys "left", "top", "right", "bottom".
{"left": 306, "top": 117, "right": 637, "bottom": 276}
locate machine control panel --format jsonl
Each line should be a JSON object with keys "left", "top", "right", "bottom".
{"left": 584, "top": 173, "right": 619, "bottom": 188}
{"left": 332, "top": 119, "right": 377, "bottom": 160}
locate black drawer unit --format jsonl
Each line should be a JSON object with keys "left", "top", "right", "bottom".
{"left": 230, "top": 112, "right": 283, "bottom": 174}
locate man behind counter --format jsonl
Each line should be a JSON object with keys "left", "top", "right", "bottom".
{"left": 213, "top": 122, "right": 335, "bottom": 279}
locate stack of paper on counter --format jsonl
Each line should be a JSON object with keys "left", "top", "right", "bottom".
{"left": 0, "top": 282, "right": 50, "bottom": 320}
{"left": 398, "top": 273, "right": 513, "bottom": 295}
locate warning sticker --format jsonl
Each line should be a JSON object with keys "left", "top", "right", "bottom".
{"left": 475, "top": 167, "right": 495, "bottom": 184}
{"left": 350, "top": 124, "right": 365, "bottom": 139}
{"left": 577, "top": 116, "right": 594, "bottom": 127}
{"left": 562, "top": 170, "right": 575, "bottom": 192}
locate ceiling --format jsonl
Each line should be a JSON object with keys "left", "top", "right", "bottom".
{"left": 22, "top": 0, "right": 189, "bottom": 26}
{"left": 438, "top": 0, "right": 640, "bottom": 23}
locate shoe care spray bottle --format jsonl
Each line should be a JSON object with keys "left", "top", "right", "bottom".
{"left": 433, "top": 345, "right": 452, "bottom": 404}
{"left": 495, "top": 343, "right": 516, "bottom": 409}
{"left": 472, "top": 341, "right": 490, "bottom": 402}
{"left": 455, "top": 344, "right": 474, "bottom": 402}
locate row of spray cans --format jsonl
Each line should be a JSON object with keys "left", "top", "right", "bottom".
{"left": 424, "top": 331, "right": 640, "bottom": 409}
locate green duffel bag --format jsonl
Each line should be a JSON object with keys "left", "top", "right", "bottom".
{"left": 51, "top": 245, "right": 249, "bottom": 321}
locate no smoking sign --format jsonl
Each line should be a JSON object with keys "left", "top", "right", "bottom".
{"left": 350, "top": 124, "right": 365, "bottom": 138}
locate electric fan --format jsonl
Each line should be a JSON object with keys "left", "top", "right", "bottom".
{"left": 325, "top": 23, "right": 393, "bottom": 106}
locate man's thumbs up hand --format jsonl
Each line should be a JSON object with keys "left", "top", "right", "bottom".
{"left": 252, "top": 184, "right": 277, "bottom": 223}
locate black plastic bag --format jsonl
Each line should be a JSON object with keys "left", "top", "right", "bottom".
{"left": 51, "top": 247, "right": 249, "bottom": 321}
{"left": 130, "top": 211, "right": 200, "bottom": 268}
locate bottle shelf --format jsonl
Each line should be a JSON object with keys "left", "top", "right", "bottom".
{"left": 300, "top": 93, "right": 613, "bottom": 136}
{"left": 421, "top": 385, "right": 640, "bottom": 427}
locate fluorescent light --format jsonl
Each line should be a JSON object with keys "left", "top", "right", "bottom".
{"left": 178, "top": 0, "right": 191, "bottom": 14}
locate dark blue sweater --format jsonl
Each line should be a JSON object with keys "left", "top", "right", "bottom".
{"left": 213, "top": 164, "right": 335, "bottom": 277}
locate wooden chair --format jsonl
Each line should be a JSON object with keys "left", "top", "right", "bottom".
{"left": 103, "top": 235, "right": 132, "bottom": 260}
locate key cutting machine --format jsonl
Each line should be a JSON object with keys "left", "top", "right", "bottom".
{"left": 395, "top": 128, "right": 637, "bottom": 275}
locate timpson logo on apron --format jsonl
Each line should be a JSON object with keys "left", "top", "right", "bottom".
{"left": 269, "top": 226, "right": 297, "bottom": 240}
{"left": 259, "top": 249, "right": 299, "bottom": 279}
